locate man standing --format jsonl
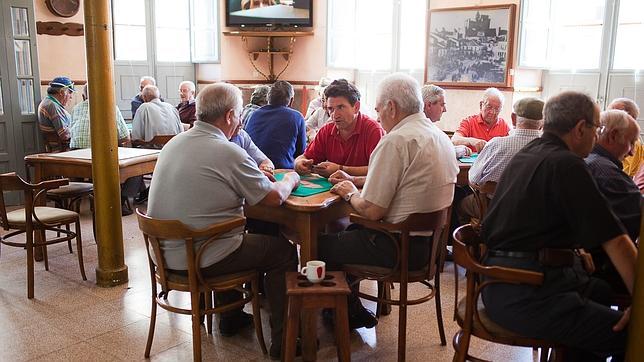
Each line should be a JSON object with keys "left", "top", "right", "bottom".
{"left": 245, "top": 80, "right": 307, "bottom": 169}
{"left": 70, "top": 84, "right": 130, "bottom": 149}
{"left": 176, "top": 80, "right": 197, "bottom": 127}
{"left": 131, "top": 85, "right": 183, "bottom": 142}
{"left": 37, "top": 76, "right": 75, "bottom": 144}
{"left": 318, "top": 73, "right": 458, "bottom": 328}
{"left": 131, "top": 76, "right": 157, "bottom": 118}
{"left": 147, "top": 83, "right": 300, "bottom": 359}
{"left": 295, "top": 79, "right": 384, "bottom": 178}
{"left": 481, "top": 91, "right": 637, "bottom": 360}
{"left": 451, "top": 87, "right": 510, "bottom": 152}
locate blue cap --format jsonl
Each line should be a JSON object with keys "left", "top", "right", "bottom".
{"left": 49, "top": 76, "right": 75, "bottom": 92}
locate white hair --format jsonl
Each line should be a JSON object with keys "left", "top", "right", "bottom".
{"left": 141, "top": 85, "right": 160, "bottom": 100}
{"left": 376, "top": 73, "right": 423, "bottom": 115}
{"left": 608, "top": 98, "right": 640, "bottom": 119}
{"left": 421, "top": 84, "right": 445, "bottom": 104}
{"left": 196, "top": 83, "right": 242, "bottom": 124}
{"left": 140, "top": 76, "right": 156, "bottom": 85}
{"left": 482, "top": 87, "right": 504, "bottom": 105}
{"left": 599, "top": 109, "right": 635, "bottom": 142}
{"left": 179, "top": 80, "right": 195, "bottom": 92}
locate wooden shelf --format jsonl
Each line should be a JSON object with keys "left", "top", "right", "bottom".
{"left": 223, "top": 30, "right": 314, "bottom": 37}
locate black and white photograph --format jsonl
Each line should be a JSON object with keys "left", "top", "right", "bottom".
{"left": 425, "top": 5, "right": 516, "bottom": 88}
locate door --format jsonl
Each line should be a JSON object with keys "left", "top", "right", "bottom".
{"left": 0, "top": 1, "right": 41, "bottom": 204}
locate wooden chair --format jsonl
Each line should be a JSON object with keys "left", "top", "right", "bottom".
{"left": 39, "top": 126, "right": 70, "bottom": 153}
{"left": 132, "top": 135, "right": 175, "bottom": 149}
{"left": 468, "top": 181, "right": 497, "bottom": 229}
{"left": 343, "top": 208, "right": 449, "bottom": 362}
{"left": 452, "top": 225, "right": 564, "bottom": 362}
{"left": 136, "top": 210, "right": 267, "bottom": 362}
{"left": 0, "top": 173, "right": 86, "bottom": 299}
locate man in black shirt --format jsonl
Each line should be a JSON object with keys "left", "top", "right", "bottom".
{"left": 481, "top": 91, "right": 637, "bottom": 361}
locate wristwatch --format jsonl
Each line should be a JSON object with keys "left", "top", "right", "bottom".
{"left": 344, "top": 190, "right": 358, "bottom": 202}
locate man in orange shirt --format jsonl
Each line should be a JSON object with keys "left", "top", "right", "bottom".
{"left": 451, "top": 87, "right": 511, "bottom": 152}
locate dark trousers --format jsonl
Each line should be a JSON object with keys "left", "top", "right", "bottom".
{"left": 200, "top": 233, "right": 298, "bottom": 344}
{"left": 482, "top": 256, "right": 626, "bottom": 361}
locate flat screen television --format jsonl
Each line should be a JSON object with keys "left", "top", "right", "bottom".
{"left": 225, "top": 0, "right": 313, "bottom": 28}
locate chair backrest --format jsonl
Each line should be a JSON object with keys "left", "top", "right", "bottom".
{"left": 469, "top": 181, "right": 497, "bottom": 227}
{"left": 39, "top": 126, "right": 69, "bottom": 153}
{"left": 132, "top": 134, "right": 175, "bottom": 149}
{"left": 135, "top": 209, "right": 246, "bottom": 291}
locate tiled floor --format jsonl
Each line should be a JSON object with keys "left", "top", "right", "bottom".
{"left": 0, "top": 203, "right": 539, "bottom": 361}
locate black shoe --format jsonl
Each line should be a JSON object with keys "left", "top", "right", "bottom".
{"left": 349, "top": 305, "right": 378, "bottom": 329}
{"left": 134, "top": 187, "right": 149, "bottom": 205}
{"left": 121, "top": 198, "right": 133, "bottom": 216}
{"left": 219, "top": 311, "right": 254, "bottom": 337}
{"left": 269, "top": 338, "right": 303, "bottom": 360}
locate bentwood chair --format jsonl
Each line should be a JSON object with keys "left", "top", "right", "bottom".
{"left": 0, "top": 173, "right": 86, "bottom": 299}
{"left": 452, "top": 225, "right": 564, "bottom": 362}
{"left": 132, "top": 135, "right": 175, "bottom": 149}
{"left": 468, "top": 181, "right": 497, "bottom": 230}
{"left": 136, "top": 210, "right": 267, "bottom": 361}
{"left": 342, "top": 208, "right": 449, "bottom": 362}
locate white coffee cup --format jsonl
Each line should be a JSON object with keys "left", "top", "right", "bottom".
{"left": 300, "top": 260, "right": 326, "bottom": 283}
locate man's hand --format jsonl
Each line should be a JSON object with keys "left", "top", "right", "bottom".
{"left": 313, "top": 161, "right": 340, "bottom": 178}
{"left": 613, "top": 307, "right": 631, "bottom": 332}
{"left": 281, "top": 171, "right": 300, "bottom": 190}
{"left": 295, "top": 158, "right": 314, "bottom": 174}
{"left": 467, "top": 138, "right": 487, "bottom": 152}
{"left": 454, "top": 145, "right": 472, "bottom": 158}
{"left": 261, "top": 170, "right": 276, "bottom": 182}
{"left": 329, "top": 170, "right": 354, "bottom": 184}
{"left": 330, "top": 180, "right": 358, "bottom": 200}
{"left": 578, "top": 249, "right": 595, "bottom": 274}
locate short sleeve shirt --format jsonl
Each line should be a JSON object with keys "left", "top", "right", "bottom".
{"left": 70, "top": 100, "right": 129, "bottom": 149}
{"left": 147, "top": 121, "right": 274, "bottom": 270}
{"left": 483, "top": 132, "right": 625, "bottom": 252}
{"left": 303, "top": 112, "right": 385, "bottom": 167}
{"left": 230, "top": 129, "right": 269, "bottom": 166}
{"left": 456, "top": 113, "right": 510, "bottom": 151}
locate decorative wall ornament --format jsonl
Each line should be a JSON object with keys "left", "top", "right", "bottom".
{"left": 36, "top": 21, "right": 84, "bottom": 36}
{"left": 45, "top": 0, "right": 80, "bottom": 18}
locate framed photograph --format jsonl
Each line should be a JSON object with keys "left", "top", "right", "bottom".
{"left": 424, "top": 4, "right": 517, "bottom": 89}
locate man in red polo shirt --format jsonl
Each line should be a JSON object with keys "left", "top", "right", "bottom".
{"left": 451, "top": 87, "right": 511, "bottom": 152}
{"left": 294, "top": 79, "right": 385, "bottom": 177}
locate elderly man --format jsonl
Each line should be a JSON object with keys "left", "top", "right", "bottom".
{"left": 131, "top": 85, "right": 183, "bottom": 143}
{"left": 318, "top": 73, "right": 458, "bottom": 328}
{"left": 422, "top": 84, "right": 471, "bottom": 158}
{"left": 37, "top": 76, "right": 75, "bottom": 143}
{"left": 70, "top": 84, "right": 130, "bottom": 149}
{"left": 294, "top": 79, "right": 384, "bottom": 178}
{"left": 451, "top": 87, "right": 510, "bottom": 152}
{"left": 241, "top": 85, "right": 270, "bottom": 127}
{"left": 147, "top": 83, "right": 299, "bottom": 359}
{"left": 176, "top": 80, "right": 197, "bottom": 127}
{"left": 245, "top": 80, "right": 307, "bottom": 169}
{"left": 131, "top": 76, "right": 157, "bottom": 118}
{"left": 607, "top": 98, "right": 642, "bottom": 177}
{"left": 230, "top": 123, "right": 275, "bottom": 176}
{"left": 482, "top": 91, "right": 637, "bottom": 361}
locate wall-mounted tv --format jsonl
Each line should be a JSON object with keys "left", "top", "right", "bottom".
{"left": 226, "top": 0, "right": 313, "bottom": 28}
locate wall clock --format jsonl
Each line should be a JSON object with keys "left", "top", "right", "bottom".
{"left": 45, "top": 0, "right": 80, "bottom": 18}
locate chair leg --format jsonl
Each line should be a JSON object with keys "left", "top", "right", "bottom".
{"left": 41, "top": 230, "right": 49, "bottom": 272}
{"left": 205, "top": 291, "right": 213, "bottom": 335}
{"left": 398, "top": 282, "right": 408, "bottom": 362}
{"left": 75, "top": 220, "right": 87, "bottom": 281}
{"left": 191, "top": 292, "right": 203, "bottom": 362}
{"left": 251, "top": 276, "right": 268, "bottom": 354}
{"left": 434, "top": 269, "right": 447, "bottom": 346}
{"left": 452, "top": 329, "right": 470, "bottom": 362}
{"left": 26, "top": 231, "right": 35, "bottom": 299}
{"left": 334, "top": 295, "right": 351, "bottom": 362}
{"left": 144, "top": 291, "right": 158, "bottom": 357}
{"left": 66, "top": 223, "right": 73, "bottom": 254}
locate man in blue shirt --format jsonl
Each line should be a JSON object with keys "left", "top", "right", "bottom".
{"left": 245, "top": 80, "right": 307, "bottom": 169}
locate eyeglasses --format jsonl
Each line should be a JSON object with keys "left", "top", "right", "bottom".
{"left": 482, "top": 103, "right": 501, "bottom": 113}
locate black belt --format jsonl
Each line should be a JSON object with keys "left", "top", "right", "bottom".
{"left": 488, "top": 248, "right": 576, "bottom": 267}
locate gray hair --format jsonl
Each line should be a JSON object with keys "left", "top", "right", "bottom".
{"left": 141, "top": 85, "right": 160, "bottom": 101}
{"left": 179, "top": 80, "right": 195, "bottom": 92}
{"left": 268, "top": 80, "right": 294, "bottom": 107}
{"left": 543, "top": 91, "right": 596, "bottom": 135}
{"left": 196, "top": 83, "right": 242, "bottom": 124}
{"left": 250, "top": 85, "right": 270, "bottom": 106}
{"left": 608, "top": 98, "right": 640, "bottom": 119}
{"left": 482, "top": 87, "right": 504, "bottom": 106}
{"left": 599, "top": 109, "right": 636, "bottom": 142}
{"left": 515, "top": 116, "right": 542, "bottom": 129}
{"left": 140, "top": 76, "right": 156, "bottom": 86}
{"left": 421, "top": 84, "right": 445, "bottom": 104}
{"left": 376, "top": 73, "right": 423, "bottom": 115}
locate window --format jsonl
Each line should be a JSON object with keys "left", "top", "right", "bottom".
{"left": 155, "top": 0, "right": 191, "bottom": 62}
{"left": 113, "top": 0, "right": 147, "bottom": 61}
{"left": 612, "top": 0, "right": 644, "bottom": 70}
{"left": 398, "top": 0, "right": 426, "bottom": 71}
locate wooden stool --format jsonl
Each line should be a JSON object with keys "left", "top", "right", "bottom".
{"left": 283, "top": 271, "right": 351, "bottom": 362}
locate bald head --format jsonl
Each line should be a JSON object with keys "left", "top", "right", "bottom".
{"left": 141, "top": 85, "right": 160, "bottom": 102}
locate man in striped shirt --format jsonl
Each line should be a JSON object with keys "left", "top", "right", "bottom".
{"left": 37, "top": 76, "right": 75, "bottom": 143}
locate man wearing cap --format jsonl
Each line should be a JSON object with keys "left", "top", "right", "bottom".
{"left": 131, "top": 85, "right": 183, "bottom": 143}
{"left": 458, "top": 97, "right": 544, "bottom": 221}
{"left": 37, "top": 76, "right": 75, "bottom": 143}
{"left": 241, "top": 85, "right": 269, "bottom": 127}
{"left": 176, "top": 80, "right": 197, "bottom": 127}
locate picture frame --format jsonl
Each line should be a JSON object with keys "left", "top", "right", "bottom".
{"left": 424, "top": 4, "right": 517, "bottom": 89}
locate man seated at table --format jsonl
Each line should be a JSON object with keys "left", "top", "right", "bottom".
{"left": 131, "top": 76, "right": 158, "bottom": 118}
{"left": 245, "top": 80, "right": 307, "bottom": 169}
{"left": 421, "top": 84, "right": 471, "bottom": 158}
{"left": 294, "top": 79, "right": 384, "bottom": 178}
{"left": 70, "top": 84, "right": 130, "bottom": 149}
{"left": 318, "top": 73, "right": 458, "bottom": 328}
{"left": 37, "top": 76, "right": 75, "bottom": 145}
{"left": 176, "top": 80, "right": 197, "bottom": 127}
{"left": 131, "top": 85, "right": 183, "bottom": 143}
{"left": 230, "top": 122, "right": 275, "bottom": 177}
{"left": 451, "top": 87, "right": 510, "bottom": 152}
{"left": 241, "top": 85, "right": 270, "bottom": 127}
{"left": 481, "top": 91, "right": 637, "bottom": 361}
{"left": 607, "top": 98, "right": 642, "bottom": 177}
{"left": 458, "top": 97, "right": 544, "bottom": 221}
{"left": 147, "top": 82, "right": 300, "bottom": 359}
{"left": 585, "top": 109, "right": 641, "bottom": 293}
